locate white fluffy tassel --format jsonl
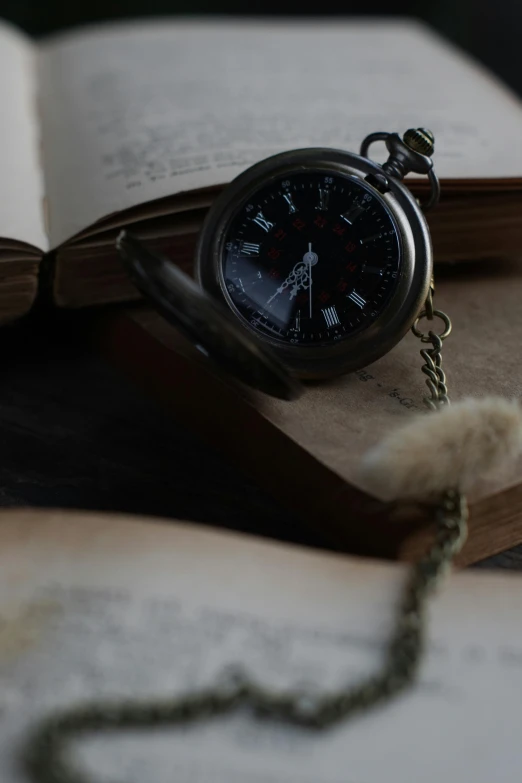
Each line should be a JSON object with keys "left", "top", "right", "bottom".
{"left": 360, "top": 397, "right": 522, "bottom": 501}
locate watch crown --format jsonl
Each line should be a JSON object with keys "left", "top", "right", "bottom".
{"left": 403, "top": 128, "right": 435, "bottom": 157}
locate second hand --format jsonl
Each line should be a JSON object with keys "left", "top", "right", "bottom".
{"left": 308, "top": 242, "right": 313, "bottom": 319}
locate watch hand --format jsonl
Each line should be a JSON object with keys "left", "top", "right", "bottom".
{"left": 308, "top": 242, "right": 313, "bottom": 318}
{"left": 288, "top": 264, "right": 313, "bottom": 299}
{"left": 301, "top": 242, "right": 318, "bottom": 318}
{"left": 266, "top": 261, "right": 307, "bottom": 305}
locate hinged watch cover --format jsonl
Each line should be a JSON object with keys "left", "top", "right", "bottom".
{"left": 117, "top": 232, "right": 302, "bottom": 400}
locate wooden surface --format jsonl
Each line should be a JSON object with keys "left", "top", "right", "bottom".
{"left": 0, "top": 308, "right": 325, "bottom": 548}
{"left": 1, "top": 306, "right": 520, "bottom": 570}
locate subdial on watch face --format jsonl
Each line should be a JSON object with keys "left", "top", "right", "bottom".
{"left": 222, "top": 171, "right": 402, "bottom": 346}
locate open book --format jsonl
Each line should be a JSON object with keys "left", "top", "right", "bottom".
{"left": 2, "top": 17, "right": 522, "bottom": 324}
{"left": 2, "top": 508, "right": 522, "bottom": 782}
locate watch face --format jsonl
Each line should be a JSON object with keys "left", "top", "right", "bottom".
{"left": 220, "top": 170, "right": 402, "bottom": 346}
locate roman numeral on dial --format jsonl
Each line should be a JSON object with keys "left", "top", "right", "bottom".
{"left": 341, "top": 204, "right": 365, "bottom": 225}
{"left": 316, "top": 188, "right": 330, "bottom": 211}
{"left": 347, "top": 290, "right": 366, "bottom": 309}
{"left": 283, "top": 193, "right": 298, "bottom": 214}
{"left": 252, "top": 211, "right": 274, "bottom": 232}
{"left": 239, "top": 241, "right": 260, "bottom": 256}
{"left": 360, "top": 233, "right": 381, "bottom": 245}
{"left": 322, "top": 306, "right": 340, "bottom": 327}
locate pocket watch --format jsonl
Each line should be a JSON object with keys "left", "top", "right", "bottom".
{"left": 118, "top": 128, "right": 440, "bottom": 399}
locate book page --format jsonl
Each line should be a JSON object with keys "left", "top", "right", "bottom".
{"left": 38, "top": 19, "right": 522, "bottom": 249}
{"left": 0, "top": 22, "right": 47, "bottom": 251}
{"left": 2, "top": 508, "right": 522, "bottom": 782}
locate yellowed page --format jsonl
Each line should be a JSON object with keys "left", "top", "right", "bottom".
{"left": 38, "top": 18, "right": 522, "bottom": 249}
{"left": 2, "top": 508, "right": 522, "bottom": 782}
{"left": 0, "top": 21, "right": 47, "bottom": 251}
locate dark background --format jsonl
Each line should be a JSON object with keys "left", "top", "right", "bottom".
{"left": 1, "top": 0, "right": 521, "bottom": 95}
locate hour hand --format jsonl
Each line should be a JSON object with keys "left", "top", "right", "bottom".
{"left": 267, "top": 283, "right": 287, "bottom": 303}
{"left": 266, "top": 262, "right": 307, "bottom": 304}
{"left": 289, "top": 266, "right": 311, "bottom": 298}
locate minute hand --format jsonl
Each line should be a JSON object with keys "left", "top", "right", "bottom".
{"left": 305, "top": 242, "right": 314, "bottom": 318}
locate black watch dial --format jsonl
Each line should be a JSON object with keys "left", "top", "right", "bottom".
{"left": 221, "top": 171, "right": 402, "bottom": 346}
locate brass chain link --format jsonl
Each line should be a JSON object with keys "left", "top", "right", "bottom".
{"left": 20, "top": 292, "right": 467, "bottom": 783}
{"left": 412, "top": 301, "right": 452, "bottom": 410}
